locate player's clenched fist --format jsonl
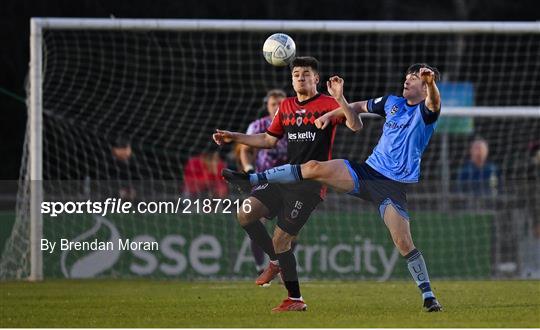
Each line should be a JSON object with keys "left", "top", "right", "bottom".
{"left": 419, "top": 67, "right": 435, "bottom": 84}
{"left": 326, "top": 75, "right": 344, "bottom": 99}
{"left": 314, "top": 113, "right": 332, "bottom": 130}
{"left": 212, "top": 129, "right": 236, "bottom": 145}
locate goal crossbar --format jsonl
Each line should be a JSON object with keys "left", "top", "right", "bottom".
{"left": 32, "top": 18, "right": 540, "bottom": 33}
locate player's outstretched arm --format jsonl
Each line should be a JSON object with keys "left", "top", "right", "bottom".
{"left": 213, "top": 130, "right": 278, "bottom": 149}
{"left": 349, "top": 101, "right": 369, "bottom": 113}
{"left": 239, "top": 144, "right": 257, "bottom": 173}
{"left": 315, "top": 101, "right": 368, "bottom": 130}
{"left": 420, "top": 67, "right": 441, "bottom": 112}
{"left": 325, "top": 76, "right": 363, "bottom": 132}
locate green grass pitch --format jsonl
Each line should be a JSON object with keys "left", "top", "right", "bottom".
{"left": 1, "top": 280, "right": 539, "bottom": 327}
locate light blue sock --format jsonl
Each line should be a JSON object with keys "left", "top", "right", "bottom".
{"left": 249, "top": 164, "right": 302, "bottom": 186}
{"left": 405, "top": 249, "right": 435, "bottom": 300}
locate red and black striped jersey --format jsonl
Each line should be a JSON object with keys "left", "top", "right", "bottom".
{"left": 267, "top": 93, "right": 343, "bottom": 165}
{"left": 266, "top": 93, "right": 343, "bottom": 198}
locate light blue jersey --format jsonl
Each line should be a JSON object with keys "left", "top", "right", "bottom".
{"left": 365, "top": 95, "right": 440, "bottom": 183}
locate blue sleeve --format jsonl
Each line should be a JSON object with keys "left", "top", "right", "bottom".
{"left": 459, "top": 164, "right": 469, "bottom": 181}
{"left": 420, "top": 102, "right": 440, "bottom": 125}
{"left": 367, "top": 95, "right": 389, "bottom": 117}
{"left": 491, "top": 163, "right": 502, "bottom": 180}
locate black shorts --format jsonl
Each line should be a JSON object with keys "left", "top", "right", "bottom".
{"left": 344, "top": 160, "right": 410, "bottom": 220}
{"left": 251, "top": 183, "right": 322, "bottom": 235}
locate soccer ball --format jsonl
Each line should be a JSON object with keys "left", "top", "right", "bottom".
{"left": 262, "top": 33, "right": 296, "bottom": 67}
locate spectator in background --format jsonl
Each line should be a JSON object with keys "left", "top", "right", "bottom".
{"left": 524, "top": 141, "right": 540, "bottom": 229}
{"left": 458, "top": 137, "right": 500, "bottom": 195}
{"left": 183, "top": 146, "right": 228, "bottom": 198}
{"left": 110, "top": 137, "right": 139, "bottom": 200}
{"left": 236, "top": 89, "right": 289, "bottom": 278}
{"left": 514, "top": 141, "right": 539, "bottom": 279}
{"left": 239, "top": 89, "right": 288, "bottom": 175}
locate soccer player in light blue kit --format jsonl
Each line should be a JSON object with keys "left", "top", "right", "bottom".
{"left": 223, "top": 63, "right": 443, "bottom": 312}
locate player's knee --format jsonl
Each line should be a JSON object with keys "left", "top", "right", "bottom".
{"left": 237, "top": 209, "right": 256, "bottom": 227}
{"left": 302, "top": 160, "right": 321, "bottom": 179}
{"left": 392, "top": 236, "right": 414, "bottom": 255}
{"left": 272, "top": 233, "right": 292, "bottom": 253}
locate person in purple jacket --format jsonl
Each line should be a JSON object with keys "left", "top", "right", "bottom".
{"left": 238, "top": 89, "right": 288, "bottom": 280}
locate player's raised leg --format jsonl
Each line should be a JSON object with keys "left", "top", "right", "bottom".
{"left": 223, "top": 159, "right": 355, "bottom": 193}
{"left": 382, "top": 203, "right": 442, "bottom": 312}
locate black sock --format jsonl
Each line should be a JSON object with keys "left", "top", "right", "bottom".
{"left": 277, "top": 249, "right": 301, "bottom": 298}
{"left": 242, "top": 221, "right": 277, "bottom": 260}
{"left": 250, "top": 239, "right": 265, "bottom": 268}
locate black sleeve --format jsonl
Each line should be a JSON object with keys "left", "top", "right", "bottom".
{"left": 367, "top": 95, "right": 389, "bottom": 117}
{"left": 420, "top": 102, "right": 440, "bottom": 125}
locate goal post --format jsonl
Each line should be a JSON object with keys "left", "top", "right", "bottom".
{"left": 29, "top": 18, "right": 44, "bottom": 281}
{"left": 7, "top": 18, "right": 540, "bottom": 281}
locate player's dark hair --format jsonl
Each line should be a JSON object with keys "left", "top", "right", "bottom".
{"left": 290, "top": 56, "right": 319, "bottom": 73}
{"left": 406, "top": 63, "right": 440, "bottom": 82}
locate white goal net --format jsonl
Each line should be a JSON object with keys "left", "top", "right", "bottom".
{"left": 1, "top": 19, "right": 539, "bottom": 280}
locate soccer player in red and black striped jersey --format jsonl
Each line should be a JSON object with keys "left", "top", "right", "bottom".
{"left": 213, "top": 57, "right": 362, "bottom": 312}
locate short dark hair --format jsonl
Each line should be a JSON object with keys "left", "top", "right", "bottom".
{"left": 112, "top": 136, "right": 130, "bottom": 148}
{"left": 406, "top": 63, "right": 440, "bottom": 82}
{"left": 290, "top": 56, "right": 319, "bottom": 73}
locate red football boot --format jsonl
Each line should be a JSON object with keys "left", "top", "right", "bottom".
{"left": 271, "top": 298, "right": 308, "bottom": 312}
{"left": 255, "top": 262, "right": 280, "bottom": 286}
